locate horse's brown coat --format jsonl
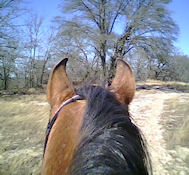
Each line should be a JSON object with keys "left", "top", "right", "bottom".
{"left": 42, "top": 58, "right": 136, "bottom": 175}
{"left": 42, "top": 102, "right": 85, "bottom": 175}
{"left": 109, "top": 59, "right": 135, "bottom": 105}
{"left": 46, "top": 58, "right": 75, "bottom": 119}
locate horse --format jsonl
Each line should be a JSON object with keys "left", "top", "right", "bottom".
{"left": 41, "top": 58, "right": 152, "bottom": 175}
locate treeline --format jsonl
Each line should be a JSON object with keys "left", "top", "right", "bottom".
{"left": 0, "top": 0, "right": 189, "bottom": 91}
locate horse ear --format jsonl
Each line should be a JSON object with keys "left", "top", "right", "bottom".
{"left": 109, "top": 59, "right": 136, "bottom": 105}
{"left": 47, "top": 58, "right": 74, "bottom": 107}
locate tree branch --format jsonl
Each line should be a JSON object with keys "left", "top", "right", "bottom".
{"left": 81, "top": 0, "right": 100, "bottom": 28}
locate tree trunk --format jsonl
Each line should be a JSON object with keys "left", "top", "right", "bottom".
{"left": 2, "top": 59, "right": 9, "bottom": 90}
{"left": 108, "top": 43, "right": 125, "bottom": 83}
{"left": 99, "top": 0, "right": 107, "bottom": 80}
{"left": 40, "top": 54, "right": 50, "bottom": 86}
{"left": 108, "top": 26, "right": 132, "bottom": 83}
{"left": 3, "top": 76, "right": 8, "bottom": 90}
{"left": 100, "top": 42, "right": 106, "bottom": 79}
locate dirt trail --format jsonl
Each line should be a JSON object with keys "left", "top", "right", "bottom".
{"left": 130, "top": 90, "right": 189, "bottom": 175}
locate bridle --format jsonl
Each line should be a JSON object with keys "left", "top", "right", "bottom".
{"left": 43, "top": 95, "right": 83, "bottom": 156}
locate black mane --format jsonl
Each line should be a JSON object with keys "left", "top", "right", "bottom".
{"left": 71, "top": 86, "right": 152, "bottom": 175}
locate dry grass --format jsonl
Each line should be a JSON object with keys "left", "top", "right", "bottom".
{"left": 0, "top": 94, "right": 49, "bottom": 175}
{"left": 162, "top": 94, "right": 189, "bottom": 148}
{"left": 160, "top": 93, "right": 189, "bottom": 174}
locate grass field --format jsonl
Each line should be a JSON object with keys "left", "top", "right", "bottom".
{"left": 0, "top": 95, "right": 49, "bottom": 175}
{"left": 0, "top": 80, "right": 189, "bottom": 175}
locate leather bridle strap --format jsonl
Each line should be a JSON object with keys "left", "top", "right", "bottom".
{"left": 43, "top": 95, "right": 83, "bottom": 156}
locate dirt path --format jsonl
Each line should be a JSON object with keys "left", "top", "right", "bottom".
{"left": 130, "top": 90, "right": 189, "bottom": 175}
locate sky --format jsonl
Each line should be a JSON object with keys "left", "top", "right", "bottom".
{"left": 25, "top": 0, "right": 189, "bottom": 56}
{"left": 168, "top": 0, "right": 189, "bottom": 55}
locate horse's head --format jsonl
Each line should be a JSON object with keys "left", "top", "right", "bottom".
{"left": 42, "top": 58, "right": 151, "bottom": 175}
{"left": 47, "top": 58, "right": 135, "bottom": 114}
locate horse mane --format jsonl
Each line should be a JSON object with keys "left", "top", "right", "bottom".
{"left": 71, "top": 85, "right": 152, "bottom": 175}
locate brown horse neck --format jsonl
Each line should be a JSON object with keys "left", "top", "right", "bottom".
{"left": 41, "top": 101, "right": 86, "bottom": 175}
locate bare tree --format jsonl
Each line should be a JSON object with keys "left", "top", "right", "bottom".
{"left": 0, "top": 0, "right": 23, "bottom": 89}
{"left": 0, "top": 46, "right": 18, "bottom": 89}
{"left": 53, "top": 19, "right": 101, "bottom": 84}
{"left": 58, "top": 0, "right": 178, "bottom": 82}
{"left": 58, "top": 0, "right": 124, "bottom": 78}
{"left": 22, "top": 14, "right": 43, "bottom": 88}
{"left": 39, "top": 31, "right": 55, "bottom": 86}
{"left": 14, "top": 14, "right": 58, "bottom": 89}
